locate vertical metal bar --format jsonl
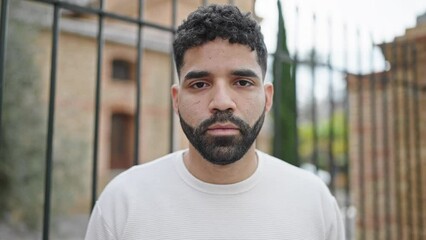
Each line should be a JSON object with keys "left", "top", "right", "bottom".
{"left": 0, "top": 0, "right": 10, "bottom": 137}
{"left": 42, "top": 5, "right": 60, "bottom": 240}
{"left": 342, "top": 23, "right": 352, "bottom": 240}
{"left": 402, "top": 43, "right": 413, "bottom": 240}
{"left": 293, "top": 5, "right": 300, "bottom": 166}
{"left": 327, "top": 17, "right": 335, "bottom": 193}
{"left": 369, "top": 35, "right": 379, "bottom": 240}
{"left": 169, "top": 0, "right": 177, "bottom": 153}
{"left": 381, "top": 42, "right": 391, "bottom": 240}
{"left": 310, "top": 13, "right": 318, "bottom": 170}
{"left": 91, "top": 0, "right": 105, "bottom": 210}
{"left": 293, "top": 5, "right": 300, "bottom": 76}
{"left": 411, "top": 43, "right": 424, "bottom": 240}
{"left": 133, "top": 0, "right": 144, "bottom": 165}
{"left": 391, "top": 40, "right": 403, "bottom": 240}
{"left": 356, "top": 28, "right": 366, "bottom": 240}
{"left": 272, "top": 3, "right": 283, "bottom": 158}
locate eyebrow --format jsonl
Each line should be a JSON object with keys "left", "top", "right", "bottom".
{"left": 182, "top": 69, "right": 261, "bottom": 81}
{"left": 231, "top": 69, "right": 260, "bottom": 79}
{"left": 183, "top": 71, "right": 210, "bottom": 81}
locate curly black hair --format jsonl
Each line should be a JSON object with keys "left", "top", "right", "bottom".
{"left": 173, "top": 4, "right": 267, "bottom": 79}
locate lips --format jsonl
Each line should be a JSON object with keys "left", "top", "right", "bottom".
{"left": 206, "top": 123, "right": 240, "bottom": 135}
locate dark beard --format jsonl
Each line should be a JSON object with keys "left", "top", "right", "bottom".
{"left": 179, "top": 109, "right": 265, "bottom": 165}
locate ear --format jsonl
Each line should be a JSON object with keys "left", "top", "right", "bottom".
{"left": 171, "top": 84, "right": 180, "bottom": 114}
{"left": 264, "top": 82, "right": 274, "bottom": 113}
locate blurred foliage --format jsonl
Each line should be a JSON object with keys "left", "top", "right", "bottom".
{"left": 298, "top": 111, "right": 347, "bottom": 169}
{"left": 0, "top": 17, "right": 46, "bottom": 229}
{"left": 0, "top": 2, "right": 86, "bottom": 231}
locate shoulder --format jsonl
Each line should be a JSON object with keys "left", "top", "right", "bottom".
{"left": 257, "top": 150, "right": 332, "bottom": 197}
{"left": 113, "top": 151, "right": 181, "bottom": 180}
{"left": 257, "top": 151, "right": 343, "bottom": 236}
{"left": 88, "top": 151, "right": 184, "bottom": 238}
{"left": 258, "top": 151, "right": 325, "bottom": 183}
{"left": 98, "top": 150, "right": 183, "bottom": 200}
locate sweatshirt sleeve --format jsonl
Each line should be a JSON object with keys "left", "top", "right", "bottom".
{"left": 326, "top": 198, "right": 346, "bottom": 240}
{"left": 84, "top": 203, "right": 116, "bottom": 240}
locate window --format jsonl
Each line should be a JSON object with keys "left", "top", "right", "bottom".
{"left": 112, "top": 59, "right": 132, "bottom": 81}
{"left": 110, "top": 113, "right": 134, "bottom": 169}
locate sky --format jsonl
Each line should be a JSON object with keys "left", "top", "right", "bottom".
{"left": 255, "top": 0, "right": 426, "bottom": 105}
{"left": 256, "top": 0, "right": 426, "bottom": 50}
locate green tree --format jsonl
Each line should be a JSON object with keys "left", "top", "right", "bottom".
{"left": 272, "top": 0, "right": 299, "bottom": 166}
{"left": 0, "top": 17, "right": 46, "bottom": 229}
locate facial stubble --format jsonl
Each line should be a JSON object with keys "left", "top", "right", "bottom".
{"left": 179, "top": 109, "right": 266, "bottom": 165}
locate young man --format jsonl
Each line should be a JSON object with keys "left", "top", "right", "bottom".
{"left": 85, "top": 4, "right": 345, "bottom": 240}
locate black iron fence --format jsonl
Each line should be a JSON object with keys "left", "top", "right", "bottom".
{"left": 0, "top": 0, "right": 424, "bottom": 239}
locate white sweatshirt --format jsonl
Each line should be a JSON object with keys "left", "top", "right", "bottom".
{"left": 85, "top": 150, "right": 345, "bottom": 240}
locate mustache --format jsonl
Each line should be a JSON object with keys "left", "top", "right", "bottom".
{"left": 196, "top": 110, "right": 250, "bottom": 135}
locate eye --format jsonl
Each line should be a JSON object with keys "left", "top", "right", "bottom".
{"left": 190, "top": 81, "right": 210, "bottom": 89}
{"left": 235, "top": 79, "right": 254, "bottom": 87}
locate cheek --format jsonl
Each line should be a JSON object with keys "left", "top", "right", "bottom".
{"left": 178, "top": 97, "right": 207, "bottom": 125}
{"left": 240, "top": 94, "right": 266, "bottom": 121}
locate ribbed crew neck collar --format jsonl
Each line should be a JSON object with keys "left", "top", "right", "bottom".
{"left": 174, "top": 150, "right": 264, "bottom": 195}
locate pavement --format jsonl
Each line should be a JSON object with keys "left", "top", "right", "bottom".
{"left": 0, "top": 214, "right": 89, "bottom": 240}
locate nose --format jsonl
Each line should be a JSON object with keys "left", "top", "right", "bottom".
{"left": 208, "top": 83, "right": 236, "bottom": 113}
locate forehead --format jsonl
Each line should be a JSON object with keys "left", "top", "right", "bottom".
{"left": 180, "top": 39, "right": 262, "bottom": 78}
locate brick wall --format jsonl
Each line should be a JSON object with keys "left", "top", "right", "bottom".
{"left": 348, "top": 22, "right": 426, "bottom": 240}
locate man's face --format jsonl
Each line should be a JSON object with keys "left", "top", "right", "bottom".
{"left": 172, "top": 38, "right": 273, "bottom": 165}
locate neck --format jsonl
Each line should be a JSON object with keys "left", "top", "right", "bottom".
{"left": 183, "top": 145, "right": 258, "bottom": 184}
